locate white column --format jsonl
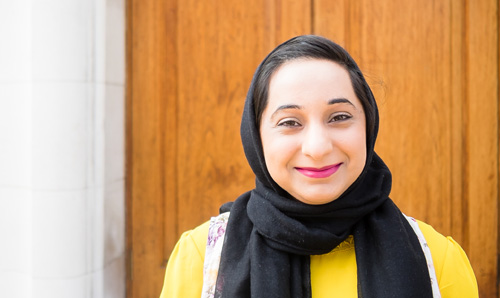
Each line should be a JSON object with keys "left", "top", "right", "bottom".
{"left": 97, "top": 0, "right": 126, "bottom": 296}
{"left": 0, "top": 0, "right": 125, "bottom": 297}
{"left": 0, "top": 0, "right": 34, "bottom": 297}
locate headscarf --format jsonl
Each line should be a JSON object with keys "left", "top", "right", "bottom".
{"left": 215, "top": 35, "right": 432, "bottom": 298}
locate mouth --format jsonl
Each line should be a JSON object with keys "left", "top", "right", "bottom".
{"left": 295, "top": 163, "right": 342, "bottom": 179}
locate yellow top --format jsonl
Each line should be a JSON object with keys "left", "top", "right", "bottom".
{"left": 160, "top": 219, "right": 478, "bottom": 297}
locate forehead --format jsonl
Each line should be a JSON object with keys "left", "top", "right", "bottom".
{"left": 267, "top": 58, "right": 360, "bottom": 107}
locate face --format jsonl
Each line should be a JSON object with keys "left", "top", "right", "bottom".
{"left": 260, "top": 59, "right": 367, "bottom": 205}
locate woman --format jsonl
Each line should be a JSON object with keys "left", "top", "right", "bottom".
{"left": 160, "top": 35, "right": 478, "bottom": 297}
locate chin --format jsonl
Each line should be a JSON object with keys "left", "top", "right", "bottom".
{"left": 290, "top": 183, "right": 349, "bottom": 205}
{"left": 295, "top": 192, "right": 341, "bottom": 205}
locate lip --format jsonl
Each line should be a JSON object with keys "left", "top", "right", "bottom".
{"left": 295, "top": 163, "right": 342, "bottom": 179}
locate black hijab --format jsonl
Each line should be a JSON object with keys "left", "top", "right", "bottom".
{"left": 215, "top": 35, "right": 432, "bottom": 298}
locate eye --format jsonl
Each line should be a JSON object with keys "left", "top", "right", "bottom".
{"left": 277, "top": 119, "right": 301, "bottom": 127}
{"left": 329, "top": 113, "right": 352, "bottom": 122}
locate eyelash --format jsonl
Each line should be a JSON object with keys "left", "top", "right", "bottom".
{"left": 277, "top": 119, "right": 301, "bottom": 127}
{"left": 276, "top": 113, "right": 352, "bottom": 127}
{"left": 329, "top": 113, "right": 352, "bottom": 122}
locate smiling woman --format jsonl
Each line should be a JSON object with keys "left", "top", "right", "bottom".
{"left": 159, "top": 35, "right": 478, "bottom": 298}
{"left": 260, "top": 59, "right": 366, "bottom": 205}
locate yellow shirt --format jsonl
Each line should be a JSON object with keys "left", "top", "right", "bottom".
{"left": 160, "top": 220, "right": 478, "bottom": 297}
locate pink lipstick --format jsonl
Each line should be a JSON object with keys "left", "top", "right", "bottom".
{"left": 295, "top": 163, "right": 342, "bottom": 178}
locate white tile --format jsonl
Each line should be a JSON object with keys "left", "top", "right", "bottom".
{"left": 91, "top": 268, "right": 105, "bottom": 298}
{"left": 105, "top": 0, "right": 125, "bottom": 85}
{"left": 93, "top": 84, "right": 106, "bottom": 188}
{"left": 0, "top": 85, "right": 32, "bottom": 188}
{"left": 104, "top": 180, "right": 125, "bottom": 263}
{"left": 0, "top": 1, "right": 31, "bottom": 82}
{"left": 31, "top": 0, "right": 92, "bottom": 82}
{"left": 103, "top": 253, "right": 126, "bottom": 298}
{"left": 104, "top": 85, "right": 125, "bottom": 185}
{"left": 32, "top": 189, "right": 87, "bottom": 278}
{"left": 31, "top": 82, "right": 90, "bottom": 190}
{"left": 0, "top": 271, "right": 31, "bottom": 298}
{"left": 94, "top": 0, "right": 106, "bottom": 84}
{"left": 88, "top": 186, "right": 105, "bottom": 272}
{"left": 86, "top": 253, "right": 126, "bottom": 298}
{"left": 0, "top": 188, "right": 31, "bottom": 272}
{"left": 33, "top": 275, "right": 89, "bottom": 298}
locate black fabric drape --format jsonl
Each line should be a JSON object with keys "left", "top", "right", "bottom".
{"left": 215, "top": 35, "right": 433, "bottom": 298}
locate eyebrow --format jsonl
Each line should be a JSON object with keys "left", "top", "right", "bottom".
{"left": 328, "top": 98, "right": 355, "bottom": 107}
{"left": 270, "top": 97, "right": 356, "bottom": 119}
{"left": 270, "top": 104, "right": 301, "bottom": 119}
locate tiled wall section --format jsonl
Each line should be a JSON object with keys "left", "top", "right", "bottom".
{"left": 0, "top": 0, "right": 125, "bottom": 297}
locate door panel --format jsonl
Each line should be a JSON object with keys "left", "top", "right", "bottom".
{"left": 127, "top": 1, "right": 499, "bottom": 296}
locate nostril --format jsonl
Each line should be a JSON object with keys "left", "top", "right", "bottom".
{"left": 302, "top": 134, "right": 332, "bottom": 160}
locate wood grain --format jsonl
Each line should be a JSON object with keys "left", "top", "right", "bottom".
{"left": 127, "top": 0, "right": 177, "bottom": 296}
{"left": 127, "top": 0, "right": 499, "bottom": 296}
{"left": 312, "top": 0, "right": 347, "bottom": 44}
{"left": 463, "top": 0, "right": 498, "bottom": 296}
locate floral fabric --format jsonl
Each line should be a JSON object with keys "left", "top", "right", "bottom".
{"left": 404, "top": 215, "right": 442, "bottom": 298}
{"left": 201, "top": 212, "right": 230, "bottom": 298}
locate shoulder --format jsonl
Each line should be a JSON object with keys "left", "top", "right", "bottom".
{"left": 415, "top": 220, "right": 446, "bottom": 246}
{"left": 176, "top": 220, "right": 211, "bottom": 259}
{"left": 415, "top": 220, "right": 464, "bottom": 270}
{"left": 159, "top": 220, "right": 211, "bottom": 298}
{"left": 416, "top": 220, "right": 479, "bottom": 297}
{"left": 174, "top": 212, "right": 229, "bottom": 261}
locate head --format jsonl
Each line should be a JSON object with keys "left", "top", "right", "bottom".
{"left": 241, "top": 35, "right": 379, "bottom": 204}
{"left": 253, "top": 35, "right": 377, "bottom": 144}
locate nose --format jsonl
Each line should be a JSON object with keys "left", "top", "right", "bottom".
{"left": 301, "top": 124, "right": 333, "bottom": 160}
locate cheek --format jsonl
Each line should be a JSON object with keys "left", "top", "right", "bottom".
{"left": 332, "top": 122, "right": 366, "bottom": 167}
{"left": 346, "top": 126, "right": 367, "bottom": 172}
{"left": 262, "top": 136, "right": 297, "bottom": 170}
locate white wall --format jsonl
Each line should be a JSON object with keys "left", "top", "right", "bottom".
{"left": 0, "top": 0, "right": 125, "bottom": 297}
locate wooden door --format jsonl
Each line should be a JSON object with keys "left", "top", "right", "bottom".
{"left": 126, "top": 0, "right": 499, "bottom": 297}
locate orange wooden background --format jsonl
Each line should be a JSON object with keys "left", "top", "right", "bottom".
{"left": 126, "top": 0, "right": 499, "bottom": 297}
